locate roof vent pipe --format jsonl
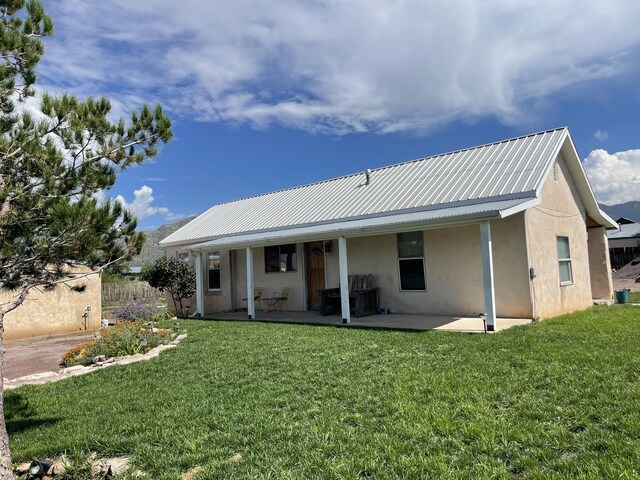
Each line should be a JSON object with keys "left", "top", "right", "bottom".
{"left": 365, "top": 169, "right": 372, "bottom": 185}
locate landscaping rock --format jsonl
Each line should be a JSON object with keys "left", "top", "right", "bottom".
{"left": 103, "top": 456, "right": 130, "bottom": 475}
{"left": 15, "top": 462, "right": 31, "bottom": 474}
{"left": 5, "top": 334, "right": 187, "bottom": 390}
{"left": 93, "top": 355, "right": 107, "bottom": 364}
{"left": 61, "top": 365, "right": 85, "bottom": 375}
{"left": 171, "top": 334, "right": 188, "bottom": 345}
{"left": 182, "top": 466, "right": 203, "bottom": 480}
{"left": 49, "top": 458, "right": 66, "bottom": 475}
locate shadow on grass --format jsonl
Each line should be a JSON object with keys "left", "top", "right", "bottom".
{"left": 5, "top": 392, "right": 60, "bottom": 434}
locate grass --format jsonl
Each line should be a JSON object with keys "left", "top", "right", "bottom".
{"left": 6, "top": 306, "right": 640, "bottom": 479}
{"left": 627, "top": 290, "right": 640, "bottom": 303}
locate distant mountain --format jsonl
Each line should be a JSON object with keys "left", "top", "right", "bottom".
{"left": 599, "top": 201, "right": 640, "bottom": 223}
{"left": 129, "top": 216, "right": 197, "bottom": 269}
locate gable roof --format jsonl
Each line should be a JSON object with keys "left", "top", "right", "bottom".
{"left": 161, "top": 127, "right": 615, "bottom": 249}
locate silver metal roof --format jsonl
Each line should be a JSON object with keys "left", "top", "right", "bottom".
{"left": 190, "top": 197, "right": 539, "bottom": 251}
{"left": 161, "top": 127, "right": 597, "bottom": 247}
{"left": 607, "top": 221, "right": 640, "bottom": 239}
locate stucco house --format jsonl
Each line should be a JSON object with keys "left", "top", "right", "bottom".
{"left": 159, "top": 127, "right": 616, "bottom": 330}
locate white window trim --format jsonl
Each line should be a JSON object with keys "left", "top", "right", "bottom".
{"left": 398, "top": 256, "right": 427, "bottom": 292}
{"left": 397, "top": 231, "right": 426, "bottom": 292}
{"left": 557, "top": 236, "right": 573, "bottom": 286}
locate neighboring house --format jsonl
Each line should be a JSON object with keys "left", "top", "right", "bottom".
{"left": 607, "top": 217, "right": 640, "bottom": 270}
{"left": 159, "top": 127, "right": 616, "bottom": 329}
{"left": 1, "top": 267, "right": 102, "bottom": 340}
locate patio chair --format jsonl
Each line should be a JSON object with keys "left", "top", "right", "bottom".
{"left": 242, "top": 287, "right": 263, "bottom": 310}
{"left": 264, "top": 287, "right": 290, "bottom": 312}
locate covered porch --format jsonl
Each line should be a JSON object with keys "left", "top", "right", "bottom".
{"left": 185, "top": 212, "right": 535, "bottom": 331}
{"left": 205, "top": 310, "right": 532, "bottom": 333}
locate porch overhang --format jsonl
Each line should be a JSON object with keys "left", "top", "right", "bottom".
{"left": 186, "top": 196, "right": 539, "bottom": 252}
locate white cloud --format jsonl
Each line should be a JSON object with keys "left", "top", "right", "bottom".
{"left": 139, "top": 177, "right": 166, "bottom": 182}
{"left": 115, "top": 185, "right": 177, "bottom": 220}
{"left": 593, "top": 130, "right": 609, "bottom": 142}
{"left": 38, "top": 0, "right": 640, "bottom": 134}
{"left": 584, "top": 149, "right": 640, "bottom": 204}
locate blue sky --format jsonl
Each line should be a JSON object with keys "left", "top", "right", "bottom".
{"left": 39, "top": 0, "right": 640, "bottom": 230}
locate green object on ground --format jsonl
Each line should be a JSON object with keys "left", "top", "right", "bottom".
{"left": 6, "top": 306, "right": 640, "bottom": 478}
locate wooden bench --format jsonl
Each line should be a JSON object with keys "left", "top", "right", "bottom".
{"left": 319, "top": 274, "right": 379, "bottom": 318}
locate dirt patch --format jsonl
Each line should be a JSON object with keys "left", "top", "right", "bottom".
{"left": 3, "top": 332, "right": 95, "bottom": 380}
{"left": 613, "top": 257, "right": 640, "bottom": 280}
{"left": 613, "top": 279, "right": 640, "bottom": 293}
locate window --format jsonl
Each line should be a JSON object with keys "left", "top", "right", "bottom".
{"left": 556, "top": 236, "right": 572, "bottom": 285}
{"left": 176, "top": 251, "right": 189, "bottom": 263}
{"left": 553, "top": 160, "right": 559, "bottom": 182}
{"left": 208, "top": 252, "right": 221, "bottom": 290}
{"left": 265, "top": 244, "right": 297, "bottom": 273}
{"left": 398, "top": 231, "right": 426, "bottom": 290}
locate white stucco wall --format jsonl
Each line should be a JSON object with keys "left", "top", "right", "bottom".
{"left": 333, "top": 215, "right": 532, "bottom": 318}
{"left": 2, "top": 268, "right": 102, "bottom": 340}
{"left": 587, "top": 227, "right": 613, "bottom": 299}
{"left": 524, "top": 153, "right": 593, "bottom": 319}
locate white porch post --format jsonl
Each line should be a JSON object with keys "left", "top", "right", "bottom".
{"left": 246, "top": 246, "right": 255, "bottom": 319}
{"left": 480, "top": 221, "right": 496, "bottom": 331}
{"left": 195, "top": 252, "right": 205, "bottom": 316}
{"left": 338, "top": 236, "right": 350, "bottom": 324}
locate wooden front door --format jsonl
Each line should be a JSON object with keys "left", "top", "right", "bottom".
{"left": 306, "top": 242, "right": 325, "bottom": 310}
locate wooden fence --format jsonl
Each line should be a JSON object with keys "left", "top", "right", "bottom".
{"left": 102, "top": 281, "right": 164, "bottom": 303}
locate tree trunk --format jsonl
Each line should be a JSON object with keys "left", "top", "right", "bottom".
{"left": 0, "top": 312, "right": 15, "bottom": 479}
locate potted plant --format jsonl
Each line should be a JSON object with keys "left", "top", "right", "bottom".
{"left": 615, "top": 289, "right": 631, "bottom": 304}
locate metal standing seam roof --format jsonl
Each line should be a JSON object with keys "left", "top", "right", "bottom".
{"left": 190, "top": 197, "right": 538, "bottom": 251}
{"left": 607, "top": 221, "right": 640, "bottom": 239}
{"left": 161, "top": 127, "right": 570, "bottom": 247}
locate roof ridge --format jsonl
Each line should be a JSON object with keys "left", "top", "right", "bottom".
{"left": 214, "top": 126, "right": 568, "bottom": 207}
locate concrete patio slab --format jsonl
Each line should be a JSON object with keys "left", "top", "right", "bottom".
{"left": 206, "top": 310, "right": 532, "bottom": 333}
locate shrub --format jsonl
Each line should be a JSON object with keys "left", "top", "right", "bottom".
{"left": 141, "top": 257, "right": 195, "bottom": 314}
{"left": 113, "top": 302, "right": 153, "bottom": 322}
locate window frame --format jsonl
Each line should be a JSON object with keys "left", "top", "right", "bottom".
{"left": 264, "top": 243, "right": 298, "bottom": 273}
{"left": 207, "top": 251, "right": 221, "bottom": 291}
{"left": 397, "top": 231, "right": 426, "bottom": 291}
{"left": 556, "top": 236, "right": 573, "bottom": 286}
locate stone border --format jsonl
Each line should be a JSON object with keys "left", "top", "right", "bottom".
{"left": 4, "top": 334, "right": 187, "bottom": 390}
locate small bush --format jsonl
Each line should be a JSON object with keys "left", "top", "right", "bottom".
{"left": 113, "top": 302, "right": 153, "bottom": 322}
{"left": 61, "top": 321, "right": 176, "bottom": 367}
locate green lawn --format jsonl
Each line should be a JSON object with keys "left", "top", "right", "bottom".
{"left": 7, "top": 306, "right": 640, "bottom": 479}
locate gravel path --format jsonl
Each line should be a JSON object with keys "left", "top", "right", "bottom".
{"left": 3, "top": 332, "right": 95, "bottom": 380}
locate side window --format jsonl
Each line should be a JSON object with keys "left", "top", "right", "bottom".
{"left": 556, "top": 236, "right": 572, "bottom": 285}
{"left": 398, "top": 231, "right": 426, "bottom": 291}
{"left": 208, "top": 252, "right": 221, "bottom": 290}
